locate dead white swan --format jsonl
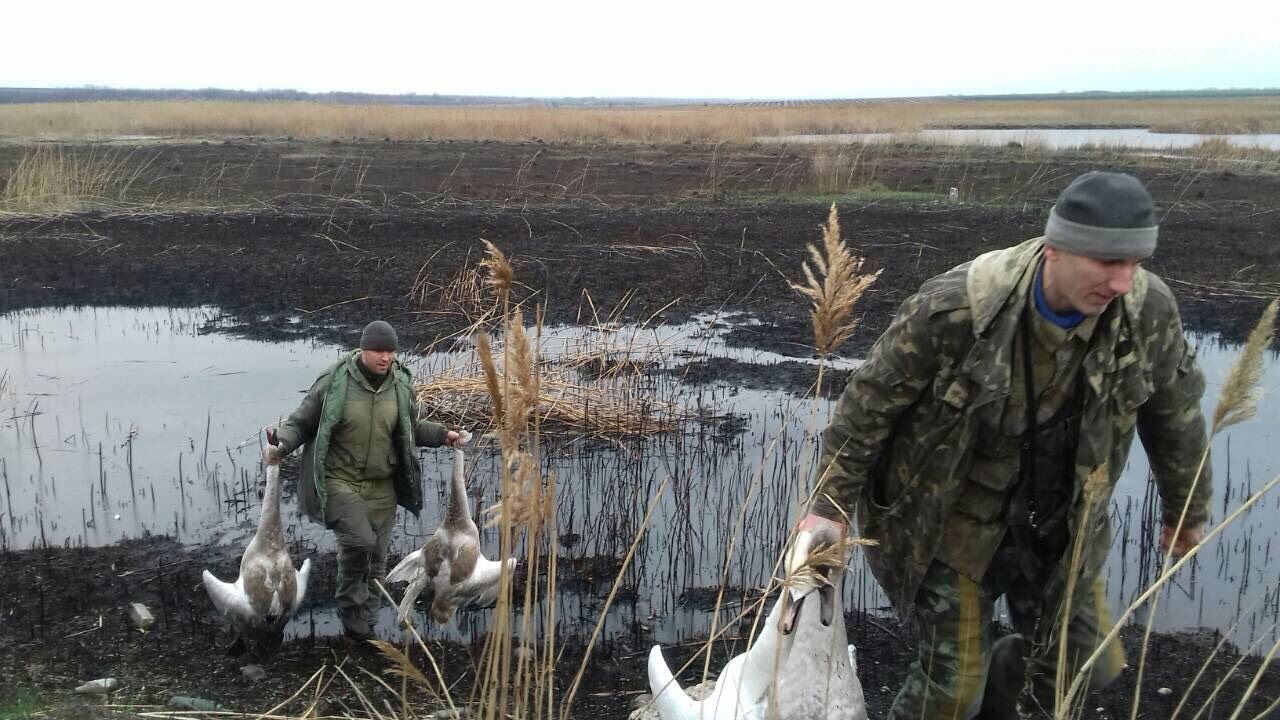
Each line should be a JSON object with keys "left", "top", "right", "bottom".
{"left": 202, "top": 453, "right": 311, "bottom": 658}
{"left": 386, "top": 430, "right": 514, "bottom": 625}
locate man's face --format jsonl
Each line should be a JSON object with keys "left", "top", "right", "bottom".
{"left": 1042, "top": 246, "right": 1143, "bottom": 316}
{"left": 360, "top": 348, "right": 395, "bottom": 375}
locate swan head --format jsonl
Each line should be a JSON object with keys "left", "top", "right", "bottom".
{"left": 781, "top": 565, "right": 838, "bottom": 635}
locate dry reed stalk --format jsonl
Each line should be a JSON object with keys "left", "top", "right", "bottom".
{"left": 410, "top": 243, "right": 491, "bottom": 324}
{"left": 374, "top": 580, "right": 458, "bottom": 715}
{"left": 1057, "top": 469, "right": 1280, "bottom": 716}
{"left": 1053, "top": 464, "right": 1110, "bottom": 717}
{"left": 1172, "top": 608, "right": 1275, "bottom": 720}
{"left": 1184, "top": 629, "right": 1279, "bottom": 720}
{"left": 475, "top": 332, "right": 505, "bottom": 426}
{"left": 1172, "top": 609, "right": 1274, "bottom": 717}
{"left": 370, "top": 639, "right": 434, "bottom": 691}
{"left": 1225, "top": 634, "right": 1280, "bottom": 720}
{"left": 790, "top": 204, "right": 881, "bottom": 395}
{"left": 559, "top": 475, "right": 671, "bottom": 720}
{"left": 1127, "top": 298, "right": 1278, "bottom": 720}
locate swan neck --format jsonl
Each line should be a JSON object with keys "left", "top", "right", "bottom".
{"left": 258, "top": 464, "right": 283, "bottom": 536}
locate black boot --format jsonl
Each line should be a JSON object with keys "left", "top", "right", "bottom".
{"left": 975, "top": 634, "right": 1031, "bottom": 720}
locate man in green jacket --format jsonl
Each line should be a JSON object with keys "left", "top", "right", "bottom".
{"left": 794, "top": 172, "right": 1212, "bottom": 719}
{"left": 263, "top": 320, "right": 462, "bottom": 641}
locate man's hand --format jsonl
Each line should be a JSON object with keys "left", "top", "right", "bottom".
{"left": 1160, "top": 524, "right": 1205, "bottom": 558}
{"left": 786, "top": 513, "right": 849, "bottom": 577}
{"left": 445, "top": 429, "right": 471, "bottom": 448}
{"left": 781, "top": 513, "right": 849, "bottom": 633}
{"left": 262, "top": 444, "right": 282, "bottom": 466}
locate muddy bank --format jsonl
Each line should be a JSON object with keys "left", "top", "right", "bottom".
{"left": 2, "top": 539, "right": 1277, "bottom": 719}
{"left": 2, "top": 139, "right": 1279, "bottom": 360}
{"left": 2, "top": 198, "right": 1276, "bottom": 362}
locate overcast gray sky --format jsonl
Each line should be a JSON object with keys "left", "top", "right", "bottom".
{"left": 5, "top": 0, "right": 1278, "bottom": 99}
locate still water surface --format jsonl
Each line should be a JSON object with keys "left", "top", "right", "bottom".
{"left": 764, "top": 128, "right": 1280, "bottom": 151}
{"left": 1, "top": 306, "right": 1277, "bottom": 652}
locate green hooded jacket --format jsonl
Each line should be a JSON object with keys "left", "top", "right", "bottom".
{"left": 814, "top": 237, "right": 1212, "bottom": 617}
{"left": 274, "top": 350, "right": 450, "bottom": 524}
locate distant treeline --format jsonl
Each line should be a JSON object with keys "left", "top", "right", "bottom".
{"left": 2, "top": 86, "right": 1277, "bottom": 108}
{"left": 0, "top": 86, "right": 682, "bottom": 107}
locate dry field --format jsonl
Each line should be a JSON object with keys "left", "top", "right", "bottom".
{"left": 0, "top": 95, "right": 1278, "bottom": 143}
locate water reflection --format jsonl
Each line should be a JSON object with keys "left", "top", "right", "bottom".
{"left": 763, "top": 128, "right": 1280, "bottom": 151}
{"left": 0, "top": 306, "right": 1276, "bottom": 654}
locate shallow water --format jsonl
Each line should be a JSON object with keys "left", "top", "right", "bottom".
{"left": 1, "top": 305, "right": 1277, "bottom": 654}
{"left": 763, "top": 127, "right": 1280, "bottom": 151}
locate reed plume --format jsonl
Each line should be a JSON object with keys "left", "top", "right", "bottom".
{"left": 1212, "top": 298, "right": 1278, "bottom": 434}
{"left": 480, "top": 238, "right": 514, "bottom": 300}
{"left": 790, "top": 203, "right": 881, "bottom": 357}
{"left": 790, "top": 203, "right": 880, "bottom": 397}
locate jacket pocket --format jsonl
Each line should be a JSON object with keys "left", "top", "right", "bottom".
{"left": 1112, "top": 369, "right": 1153, "bottom": 433}
{"left": 952, "top": 451, "right": 1018, "bottom": 523}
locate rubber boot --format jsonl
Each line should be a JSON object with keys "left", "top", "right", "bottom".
{"left": 974, "top": 633, "right": 1030, "bottom": 720}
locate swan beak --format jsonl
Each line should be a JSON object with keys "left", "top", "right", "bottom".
{"left": 781, "top": 592, "right": 804, "bottom": 635}
{"left": 819, "top": 581, "right": 835, "bottom": 627}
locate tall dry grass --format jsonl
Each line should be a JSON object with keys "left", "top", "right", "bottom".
{"left": 0, "top": 144, "right": 159, "bottom": 213}
{"left": 2, "top": 96, "right": 1279, "bottom": 143}
{"left": 1056, "top": 299, "right": 1280, "bottom": 719}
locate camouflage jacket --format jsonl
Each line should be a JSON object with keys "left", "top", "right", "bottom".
{"left": 275, "top": 351, "right": 450, "bottom": 524}
{"left": 814, "top": 237, "right": 1212, "bottom": 614}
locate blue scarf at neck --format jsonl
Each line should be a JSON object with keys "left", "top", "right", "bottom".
{"left": 1034, "top": 268, "right": 1085, "bottom": 329}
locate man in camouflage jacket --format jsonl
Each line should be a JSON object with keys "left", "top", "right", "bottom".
{"left": 797, "top": 172, "right": 1211, "bottom": 719}
{"left": 264, "top": 320, "right": 462, "bottom": 641}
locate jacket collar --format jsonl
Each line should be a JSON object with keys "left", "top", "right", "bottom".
{"left": 962, "top": 237, "right": 1150, "bottom": 407}
{"left": 343, "top": 349, "right": 408, "bottom": 392}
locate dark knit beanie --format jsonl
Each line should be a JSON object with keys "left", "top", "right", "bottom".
{"left": 359, "top": 320, "right": 398, "bottom": 351}
{"left": 1045, "top": 171, "right": 1158, "bottom": 260}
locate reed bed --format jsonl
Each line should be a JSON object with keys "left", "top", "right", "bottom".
{"left": 2, "top": 96, "right": 1279, "bottom": 143}
{"left": 414, "top": 362, "right": 683, "bottom": 438}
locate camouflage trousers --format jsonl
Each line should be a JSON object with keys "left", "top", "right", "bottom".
{"left": 888, "top": 559, "right": 1127, "bottom": 720}
{"left": 325, "top": 475, "right": 398, "bottom": 638}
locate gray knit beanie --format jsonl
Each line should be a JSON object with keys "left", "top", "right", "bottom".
{"left": 359, "top": 320, "right": 398, "bottom": 352}
{"left": 1045, "top": 171, "right": 1158, "bottom": 260}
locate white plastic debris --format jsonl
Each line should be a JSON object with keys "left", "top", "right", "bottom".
{"left": 75, "top": 678, "right": 120, "bottom": 695}
{"left": 127, "top": 602, "right": 154, "bottom": 631}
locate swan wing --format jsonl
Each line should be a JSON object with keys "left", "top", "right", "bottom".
{"left": 647, "top": 645, "right": 699, "bottom": 720}
{"left": 293, "top": 558, "right": 311, "bottom": 611}
{"left": 202, "top": 569, "right": 252, "bottom": 622}
{"left": 386, "top": 547, "right": 423, "bottom": 585}
{"left": 397, "top": 572, "right": 432, "bottom": 623}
